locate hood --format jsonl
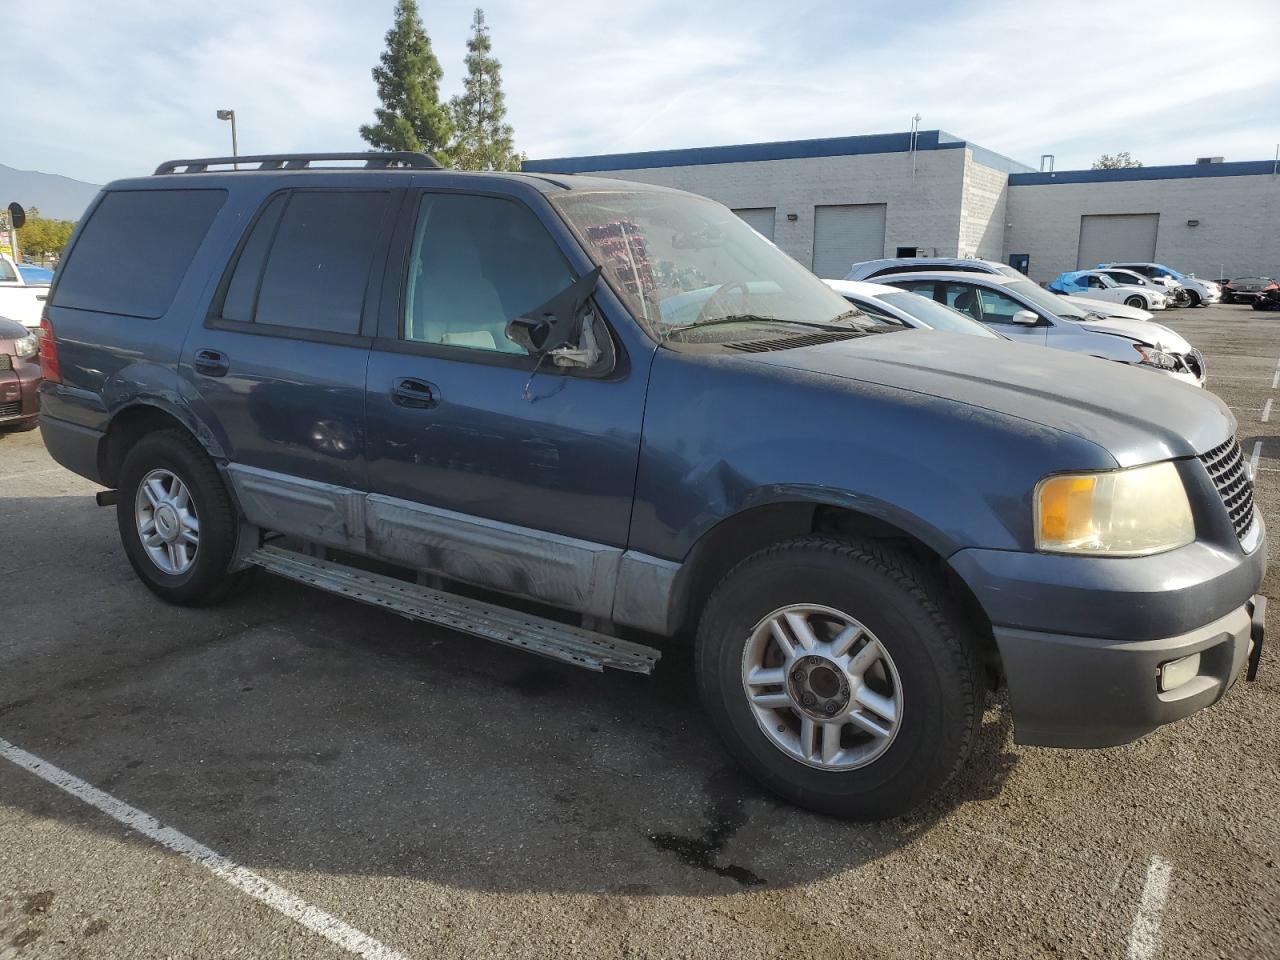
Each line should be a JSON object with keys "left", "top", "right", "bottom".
{"left": 736, "top": 330, "right": 1232, "bottom": 466}
{"left": 1065, "top": 295, "right": 1152, "bottom": 321}
{"left": 1072, "top": 316, "right": 1193, "bottom": 353}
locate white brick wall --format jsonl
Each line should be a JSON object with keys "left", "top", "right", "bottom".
{"left": 1006, "top": 174, "right": 1280, "bottom": 282}
{"left": 958, "top": 156, "right": 1008, "bottom": 260}
{"left": 568, "top": 149, "right": 969, "bottom": 273}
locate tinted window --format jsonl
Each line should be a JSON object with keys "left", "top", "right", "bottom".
{"left": 404, "top": 194, "right": 574, "bottom": 354}
{"left": 221, "top": 193, "right": 287, "bottom": 323}
{"left": 255, "top": 191, "right": 389, "bottom": 335}
{"left": 0, "top": 259, "right": 16, "bottom": 282}
{"left": 52, "top": 189, "right": 226, "bottom": 318}
{"left": 937, "top": 282, "right": 1028, "bottom": 325}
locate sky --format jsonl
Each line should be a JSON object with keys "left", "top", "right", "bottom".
{"left": 6, "top": 0, "right": 1280, "bottom": 185}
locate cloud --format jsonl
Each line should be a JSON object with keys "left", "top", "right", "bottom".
{"left": 5, "top": 0, "right": 1278, "bottom": 184}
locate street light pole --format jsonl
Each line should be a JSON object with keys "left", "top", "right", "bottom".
{"left": 216, "top": 109, "right": 238, "bottom": 168}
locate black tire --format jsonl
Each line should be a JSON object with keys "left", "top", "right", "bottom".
{"left": 116, "top": 428, "right": 244, "bottom": 606}
{"left": 1124, "top": 295, "right": 1145, "bottom": 309}
{"left": 1187, "top": 290, "right": 1202, "bottom": 307}
{"left": 695, "top": 535, "right": 983, "bottom": 820}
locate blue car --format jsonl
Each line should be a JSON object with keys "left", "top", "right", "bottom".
{"left": 17, "top": 264, "right": 55, "bottom": 284}
{"left": 35, "top": 152, "right": 1267, "bottom": 819}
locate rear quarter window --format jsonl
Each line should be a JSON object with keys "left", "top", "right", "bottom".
{"left": 52, "top": 189, "right": 226, "bottom": 318}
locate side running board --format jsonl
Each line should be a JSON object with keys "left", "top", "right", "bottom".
{"left": 245, "top": 545, "right": 661, "bottom": 674}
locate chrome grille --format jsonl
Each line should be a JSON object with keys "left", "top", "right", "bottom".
{"left": 1199, "top": 437, "right": 1256, "bottom": 542}
{"left": 0, "top": 401, "right": 22, "bottom": 418}
{"left": 0, "top": 355, "right": 11, "bottom": 371}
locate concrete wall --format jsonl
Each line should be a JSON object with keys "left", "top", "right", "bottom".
{"left": 958, "top": 154, "right": 1008, "bottom": 261}
{"left": 573, "top": 149, "right": 969, "bottom": 271}
{"left": 1006, "top": 174, "right": 1280, "bottom": 283}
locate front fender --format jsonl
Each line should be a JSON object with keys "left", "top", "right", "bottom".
{"left": 629, "top": 349, "right": 1115, "bottom": 562}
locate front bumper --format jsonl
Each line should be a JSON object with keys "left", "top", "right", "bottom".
{"left": 993, "top": 597, "right": 1263, "bottom": 748}
{"left": 952, "top": 516, "right": 1266, "bottom": 748}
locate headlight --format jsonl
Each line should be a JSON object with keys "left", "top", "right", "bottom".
{"left": 1035, "top": 462, "right": 1194, "bottom": 556}
{"left": 14, "top": 334, "right": 38, "bottom": 359}
{"left": 1133, "top": 343, "right": 1178, "bottom": 370}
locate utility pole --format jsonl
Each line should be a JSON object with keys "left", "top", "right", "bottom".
{"left": 909, "top": 113, "right": 922, "bottom": 184}
{"left": 217, "top": 109, "right": 238, "bottom": 168}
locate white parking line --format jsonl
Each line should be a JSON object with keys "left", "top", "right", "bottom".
{"left": 1264, "top": 399, "right": 1274, "bottom": 423}
{"left": 1252, "top": 441, "right": 1264, "bottom": 478}
{"left": 0, "top": 736, "right": 411, "bottom": 960}
{"left": 1126, "top": 855, "right": 1173, "bottom": 960}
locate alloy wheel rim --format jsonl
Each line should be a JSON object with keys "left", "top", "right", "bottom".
{"left": 741, "top": 604, "right": 903, "bottom": 770}
{"left": 135, "top": 468, "right": 200, "bottom": 575}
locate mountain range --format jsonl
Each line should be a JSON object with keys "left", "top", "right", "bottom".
{"left": 1, "top": 163, "right": 102, "bottom": 221}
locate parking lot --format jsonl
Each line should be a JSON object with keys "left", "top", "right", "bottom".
{"left": 0, "top": 303, "right": 1275, "bottom": 960}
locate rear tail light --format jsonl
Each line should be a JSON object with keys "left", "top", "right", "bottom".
{"left": 38, "top": 317, "right": 61, "bottom": 383}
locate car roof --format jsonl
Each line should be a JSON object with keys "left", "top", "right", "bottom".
{"left": 105, "top": 162, "right": 684, "bottom": 197}
{"left": 870, "top": 270, "right": 1017, "bottom": 285}
{"left": 820, "top": 278, "right": 903, "bottom": 297}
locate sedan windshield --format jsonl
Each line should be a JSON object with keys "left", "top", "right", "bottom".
{"left": 552, "top": 190, "right": 877, "bottom": 341}
{"left": 879, "top": 292, "right": 999, "bottom": 337}
{"left": 1004, "top": 279, "right": 1092, "bottom": 320}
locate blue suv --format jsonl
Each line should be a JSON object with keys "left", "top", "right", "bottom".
{"left": 36, "top": 153, "right": 1267, "bottom": 819}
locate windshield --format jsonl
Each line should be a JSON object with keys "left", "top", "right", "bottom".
{"left": 1004, "top": 279, "right": 1092, "bottom": 320}
{"left": 879, "top": 292, "right": 999, "bottom": 337}
{"left": 552, "top": 190, "right": 876, "bottom": 340}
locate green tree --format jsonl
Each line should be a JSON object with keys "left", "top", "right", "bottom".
{"left": 15, "top": 208, "right": 76, "bottom": 260}
{"left": 360, "top": 0, "right": 454, "bottom": 162}
{"left": 449, "top": 8, "right": 523, "bottom": 171}
{"left": 1092, "top": 152, "right": 1143, "bottom": 169}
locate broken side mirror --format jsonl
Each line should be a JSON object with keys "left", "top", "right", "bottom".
{"left": 505, "top": 267, "right": 602, "bottom": 365}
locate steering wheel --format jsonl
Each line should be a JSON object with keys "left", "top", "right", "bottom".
{"left": 694, "top": 280, "right": 751, "bottom": 324}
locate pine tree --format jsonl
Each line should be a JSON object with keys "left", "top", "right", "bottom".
{"left": 360, "top": 0, "right": 454, "bottom": 162}
{"left": 449, "top": 9, "right": 523, "bottom": 171}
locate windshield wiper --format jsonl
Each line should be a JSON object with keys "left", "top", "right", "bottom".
{"left": 666, "top": 312, "right": 878, "bottom": 338}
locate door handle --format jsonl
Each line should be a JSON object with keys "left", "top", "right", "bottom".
{"left": 391, "top": 377, "right": 439, "bottom": 409}
{"left": 193, "top": 348, "right": 230, "bottom": 378}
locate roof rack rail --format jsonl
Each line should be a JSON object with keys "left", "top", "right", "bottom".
{"left": 153, "top": 152, "right": 442, "bottom": 175}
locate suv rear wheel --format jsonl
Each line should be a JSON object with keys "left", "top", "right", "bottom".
{"left": 696, "top": 535, "right": 983, "bottom": 820}
{"left": 117, "top": 429, "right": 244, "bottom": 606}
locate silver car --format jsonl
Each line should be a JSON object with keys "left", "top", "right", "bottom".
{"left": 878, "top": 271, "right": 1206, "bottom": 387}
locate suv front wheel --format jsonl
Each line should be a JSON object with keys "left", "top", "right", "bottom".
{"left": 117, "top": 429, "right": 244, "bottom": 606}
{"left": 696, "top": 536, "right": 983, "bottom": 820}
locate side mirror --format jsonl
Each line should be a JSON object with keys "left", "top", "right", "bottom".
{"left": 1012, "top": 309, "right": 1039, "bottom": 326}
{"left": 505, "top": 267, "right": 602, "bottom": 356}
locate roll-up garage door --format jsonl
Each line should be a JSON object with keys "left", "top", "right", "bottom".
{"left": 812, "top": 204, "right": 887, "bottom": 278}
{"left": 1076, "top": 214, "right": 1159, "bottom": 269}
{"left": 731, "top": 207, "right": 776, "bottom": 241}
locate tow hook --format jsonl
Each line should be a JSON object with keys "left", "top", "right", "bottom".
{"left": 95, "top": 490, "right": 120, "bottom": 507}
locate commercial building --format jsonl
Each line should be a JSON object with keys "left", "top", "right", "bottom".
{"left": 523, "top": 130, "right": 1280, "bottom": 282}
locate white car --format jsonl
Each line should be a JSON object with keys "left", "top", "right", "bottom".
{"left": 0, "top": 254, "right": 48, "bottom": 329}
{"left": 1097, "top": 262, "right": 1221, "bottom": 306}
{"left": 1049, "top": 270, "right": 1168, "bottom": 311}
{"left": 843, "top": 256, "right": 1156, "bottom": 321}
{"left": 821, "top": 279, "right": 1001, "bottom": 337}
{"left": 877, "top": 271, "right": 1206, "bottom": 387}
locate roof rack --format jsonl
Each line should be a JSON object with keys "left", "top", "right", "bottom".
{"left": 153, "top": 152, "right": 442, "bottom": 175}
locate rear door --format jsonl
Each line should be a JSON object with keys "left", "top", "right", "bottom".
{"left": 363, "top": 186, "right": 649, "bottom": 616}
{"left": 180, "top": 187, "right": 399, "bottom": 549}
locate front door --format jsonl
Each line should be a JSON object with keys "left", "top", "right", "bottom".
{"left": 364, "top": 188, "right": 650, "bottom": 616}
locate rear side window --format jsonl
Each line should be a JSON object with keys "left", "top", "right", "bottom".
{"left": 220, "top": 190, "right": 390, "bottom": 336}
{"left": 53, "top": 189, "right": 226, "bottom": 318}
